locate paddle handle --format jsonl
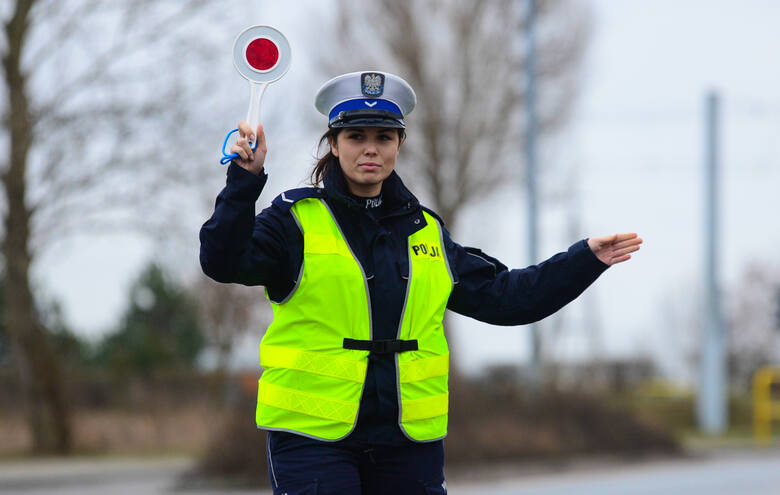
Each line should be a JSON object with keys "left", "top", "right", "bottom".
{"left": 246, "top": 82, "right": 268, "bottom": 144}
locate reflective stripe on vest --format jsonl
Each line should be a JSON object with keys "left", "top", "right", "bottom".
{"left": 256, "top": 198, "right": 453, "bottom": 442}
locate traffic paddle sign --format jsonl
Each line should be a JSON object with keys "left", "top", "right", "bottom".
{"left": 232, "top": 25, "right": 291, "bottom": 84}
{"left": 221, "top": 25, "right": 291, "bottom": 164}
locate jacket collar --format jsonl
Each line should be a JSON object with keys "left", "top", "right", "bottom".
{"left": 323, "top": 157, "right": 419, "bottom": 214}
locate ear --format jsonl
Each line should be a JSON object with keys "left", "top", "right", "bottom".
{"left": 329, "top": 136, "right": 339, "bottom": 157}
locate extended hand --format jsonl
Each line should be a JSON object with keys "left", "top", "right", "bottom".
{"left": 587, "top": 233, "right": 643, "bottom": 266}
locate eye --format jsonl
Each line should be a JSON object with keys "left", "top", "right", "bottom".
{"left": 378, "top": 133, "right": 393, "bottom": 141}
{"left": 347, "top": 132, "right": 364, "bottom": 140}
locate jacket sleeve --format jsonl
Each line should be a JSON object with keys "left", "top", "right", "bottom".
{"left": 443, "top": 228, "right": 610, "bottom": 326}
{"left": 199, "top": 162, "right": 301, "bottom": 299}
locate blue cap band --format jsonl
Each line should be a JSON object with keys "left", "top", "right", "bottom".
{"left": 328, "top": 98, "right": 403, "bottom": 121}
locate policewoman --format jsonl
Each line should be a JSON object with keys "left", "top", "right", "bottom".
{"left": 200, "top": 71, "right": 642, "bottom": 495}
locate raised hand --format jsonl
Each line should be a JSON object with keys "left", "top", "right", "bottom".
{"left": 231, "top": 121, "right": 267, "bottom": 176}
{"left": 587, "top": 233, "right": 643, "bottom": 266}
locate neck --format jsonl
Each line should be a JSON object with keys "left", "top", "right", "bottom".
{"left": 346, "top": 180, "right": 382, "bottom": 198}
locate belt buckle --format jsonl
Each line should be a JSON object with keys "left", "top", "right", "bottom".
{"left": 374, "top": 340, "right": 392, "bottom": 354}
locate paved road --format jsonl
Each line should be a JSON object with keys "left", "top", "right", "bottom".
{"left": 1, "top": 450, "right": 779, "bottom": 494}
{"left": 452, "top": 450, "right": 780, "bottom": 495}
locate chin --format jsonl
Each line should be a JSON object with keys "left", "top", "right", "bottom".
{"left": 354, "top": 172, "right": 388, "bottom": 185}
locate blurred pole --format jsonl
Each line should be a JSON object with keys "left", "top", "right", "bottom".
{"left": 525, "top": 0, "right": 541, "bottom": 389}
{"left": 698, "top": 91, "right": 728, "bottom": 435}
{"left": 564, "top": 140, "right": 604, "bottom": 364}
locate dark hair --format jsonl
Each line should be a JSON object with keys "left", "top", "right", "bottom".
{"left": 309, "top": 127, "right": 407, "bottom": 186}
{"left": 310, "top": 128, "right": 342, "bottom": 186}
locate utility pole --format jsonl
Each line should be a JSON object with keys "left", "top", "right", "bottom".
{"left": 698, "top": 90, "right": 727, "bottom": 434}
{"left": 525, "top": 0, "right": 541, "bottom": 389}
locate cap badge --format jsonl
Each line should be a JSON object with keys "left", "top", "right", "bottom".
{"left": 361, "top": 72, "right": 385, "bottom": 97}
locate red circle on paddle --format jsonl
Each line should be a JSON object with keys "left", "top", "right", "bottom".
{"left": 245, "top": 38, "right": 279, "bottom": 71}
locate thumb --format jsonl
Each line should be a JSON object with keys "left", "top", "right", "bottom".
{"left": 591, "top": 234, "right": 617, "bottom": 251}
{"left": 255, "top": 124, "right": 266, "bottom": 149}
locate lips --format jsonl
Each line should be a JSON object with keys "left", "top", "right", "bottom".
{"left": 359, "top": 162, "right": 380, "bottom": 170}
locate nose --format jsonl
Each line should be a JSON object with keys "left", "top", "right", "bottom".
{"left": 364, "top": 139, "right": 378, "bottom": 155}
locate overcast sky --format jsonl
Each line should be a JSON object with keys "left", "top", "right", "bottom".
{"left": 36, "top": 0, "right": 780, "bottom": 380}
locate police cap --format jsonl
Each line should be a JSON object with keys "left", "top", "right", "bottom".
{"left": 315, "top": 71, "right": 416, "bottom": 129}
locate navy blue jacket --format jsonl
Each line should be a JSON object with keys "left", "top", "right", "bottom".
{"left": 200, "top": 160, "right": 609, "bottom": 445}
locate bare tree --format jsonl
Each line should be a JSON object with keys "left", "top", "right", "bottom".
{"left": 320, "top": 0, "right": 590, "bottom": 228}
{"left": 195, "top": 277, "right": 271, "bottom": 375}
{"left": 0, "top": 0, "right": 229, "bottom": 454}
{"left": 726, "top": 263, "right": 780, "bottom": 389}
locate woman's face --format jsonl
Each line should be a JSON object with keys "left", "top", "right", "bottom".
{"left": 330, "top": 127, "right": 401, "bottom": 197}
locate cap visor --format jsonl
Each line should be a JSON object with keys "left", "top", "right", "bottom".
{"left": 330, "top": 117, "right": 405, "bottom": 129}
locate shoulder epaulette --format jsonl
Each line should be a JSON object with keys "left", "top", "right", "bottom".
{"left": 421, "top": 205, "right": 446, "bottom": 226}
{"left": 271, "top": 187, "right": 323, "bottom": 210}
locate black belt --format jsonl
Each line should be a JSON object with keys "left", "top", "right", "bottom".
{"left": 343, "top": 338, "right": 418, "bottom": 354}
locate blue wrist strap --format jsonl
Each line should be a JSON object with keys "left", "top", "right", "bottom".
{"left": 220, "top": 128, "right": 259, "bottom": 165}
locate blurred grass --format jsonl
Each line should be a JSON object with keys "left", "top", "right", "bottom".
{"left": 444, "top": 376, "right": 681, "bottom": 466}
{"left": 609, "top": 379, "right": 780, "bottom": 450}
{"left": 189, "top": 374, "right": 682, "bottom": 487}
{"left": 9, "top": 371, "right": 780, "bottom": 487}
{"left": 0, "top": 407, "right": 222, "bottom": 458}
{"left": 0, "top": 370, "right": 232, "bottom": 458}
{"left": 0, "top": 372, "right": 684, "bottom": 458}
{"left": 610, "top": 380, "right": 751, "bottom": 431}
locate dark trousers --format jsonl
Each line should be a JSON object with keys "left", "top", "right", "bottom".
{"left": 266, "top": 431, "right": 447, "bottom": 495}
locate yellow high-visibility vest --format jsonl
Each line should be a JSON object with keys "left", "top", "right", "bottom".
{"left": 256, "top": 197, "right": 453, "bottom": 442}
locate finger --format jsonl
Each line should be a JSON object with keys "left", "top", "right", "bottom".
{"left": 238, "top": 138, "right": 254, "bottom": 161}
{"left": 237, "top": 121, "right": 253, "bottom": 138}
{"left": 613, "top": 237, "right": 643, "bottom": 249}
{"left": 611, "top": 253, "right": 632, "bottom": 264}
{"left": 255, "top": 124, "right": 266, "bottom": 152}
{"left": 614, "top": 245, "right": 640, "bottom": 257}
{"left": 231, "top": 143, "right": 249, "bottom": 160}
{"left": 614, "top": 233, "right": 638, "bottom": 242}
